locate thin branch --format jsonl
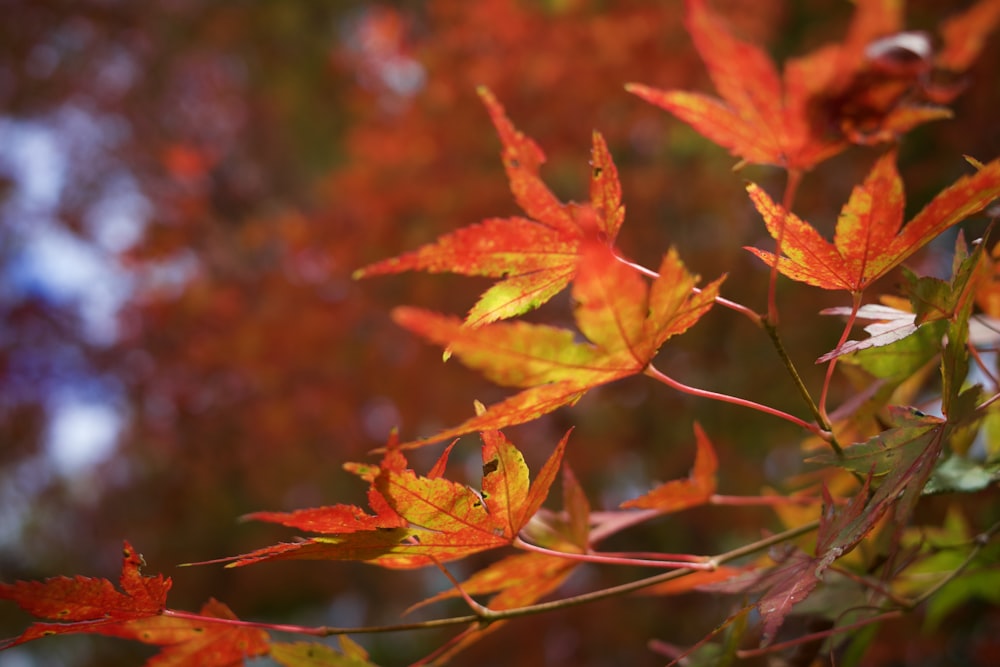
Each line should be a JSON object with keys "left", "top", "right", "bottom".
{"left": 160, "top": 520, "right": 822, "bottom": 639}
{"left": 161, "top": 608, "right": 481, "bottom": 636}
{"left": 766, "top": 168, "right": 803, "bottom": 326}
{"left": 907, "top": 520, "right": 1000, "bottom": 609}
{"left": 762, "top": 320, "right": 833, "bottom": 431}
{"left": 709, "top": 493, "right": 818, "bottom": 507}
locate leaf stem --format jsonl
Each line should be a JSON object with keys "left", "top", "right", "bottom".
{"left": 161, "top": 608, "right": 481, "bottom": 636}
{"left": 819, "top": 293, "right": 862, "bottom": 426}
{"left": 644, "top": 363, "right": 830, "bottom": 438}
{"left": 613, "top": 254, "right": 761, "bottom": 324}
{"left": 766, "top": 168, "right": 803, "bottom": 327}
{"left": 762, "top": 320, "right": 831, "bottom": 430}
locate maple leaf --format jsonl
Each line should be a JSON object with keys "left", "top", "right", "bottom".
{"left": 109, "top": 599, "right": 270, "bottom": 667}
{"left": 0, "top": 543, "right": 268, "bottom": 666}
{"left": 393, "top": 240, "right": 723, "bottom": 446}
{"left": 620, "top": 422, "right": 718, "bottom": 512}
{"left": 0, "top": 541, "right": 170, "bottom": 649}
{"left": 353, "top": 87, "right": 624, "bottom": 326}
{"left": 270, "top": 637, "right": 379, "bottom": 667}
{"left": 817, "top": 304, "right": 919, "bottom": 362}
{"left": 625, "top": 0, "right": 947, "bottom": 170}
{"left": 746, "top": 152, "right": 1000, "bottom": 293}
{"left": 215, "top": 430, "right": 567, "bottom": 569}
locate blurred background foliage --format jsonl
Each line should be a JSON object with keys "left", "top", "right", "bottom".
{"left": 1, "top": 1, "right": 999, "bottom": 665}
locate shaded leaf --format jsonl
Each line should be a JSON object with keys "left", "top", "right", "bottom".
{"left": 923, "top": 454, "right": 1000, "bottom": 495}
{"left": 818, "top": 304, "right": 919, "bottom": 362}
{"left": 270, "top": 637, "right": 379, "bottom": 667}
{"left": 809, "top": 407, "right": 944, "bottom": 476}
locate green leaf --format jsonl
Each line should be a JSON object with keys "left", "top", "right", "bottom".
{"left": 923, "top": 455, "right": 1000, "bottom": 495}
{"left": 810, "top": 407, "right": 944, "bottom": 475}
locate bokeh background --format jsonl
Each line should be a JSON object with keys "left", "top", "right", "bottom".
{"left": 2, "top": 1, "right": 999, "bottom": 665}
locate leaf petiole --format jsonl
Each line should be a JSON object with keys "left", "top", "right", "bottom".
{"left": 644, "top": 363, "right": 830, "bottom": 439}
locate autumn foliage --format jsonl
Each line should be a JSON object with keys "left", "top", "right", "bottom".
{"left": 5, "top": 0, "right": 1000, "bottom": 665}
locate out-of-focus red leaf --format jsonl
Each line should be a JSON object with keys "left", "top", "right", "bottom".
{"left": 620, "top": 423, "right": 717, "bottom": 512}
{"left": 0, "top": 542, "right": 169, "bottom": 649}
{"left": 628, "top": 0, "right": 989, "bottom": 170}
{"left": 0, "top": 544, "right": 268, "bottom": 665}
{"left": 354, "top": 88, "right": 624, "bottom": 327}
{"left": 746, "top": 153, "right": 1000, "bottom": 293}
{"left": 937, "top": 0, "right": 1000, "bottom": 72}
{"left": 640, "top": 566, "right": 752, "bottom": 596}
{"left": 393, "top": 241, "right": 722, "bottom": 446}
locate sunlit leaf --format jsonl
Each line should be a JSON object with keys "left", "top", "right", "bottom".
{"left": 214, "top": 431, "right": 568, "bottom": 569}
{"left": 747, "top": 153, "right": 1000, "bottom": 293}
{"left": 394, "top": 241, "right": 721, "bottom": 446}
{"left": 354, "top": 88, "right": 626, "bottom": 326}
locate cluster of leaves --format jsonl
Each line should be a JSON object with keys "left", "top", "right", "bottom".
{"left": 5, "top": 0, "right": 1000, "bottom": 664}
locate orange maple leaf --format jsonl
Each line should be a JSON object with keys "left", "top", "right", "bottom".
{"left": 354, "top": 87, "right": 624, "bottom": 326}
{"left": 393, "top": 240, "right": 723, "bottom": 446}
{"left": 745, "top": 152, "right": 1000, "bottom": 293}
{"left": 620, "top": 423, "right": 718, "bottom": 513}
{"left": 216, "top": 430, "right": 568, "bottom": 569}
{"left": 101, "top": 599, "right": 269, "bottom": 667}
{"left": 626, "top": 0, "right": 975, "bottom": 170}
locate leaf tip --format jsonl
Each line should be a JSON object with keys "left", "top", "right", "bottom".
{"left": 965, "top": 155, "right": 986, "bottom": 171}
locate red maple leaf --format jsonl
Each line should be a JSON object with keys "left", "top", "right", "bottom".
{"left": 0, "top": 543, "right": 269, "bottom": 666}
{"left": 626, "top": 0, "right": 990, "bottom": 171}
{"left": 354, "top": 87, "right": 624, "bottom": 326}
{"left": 215, "top": 429, "right": 568, "bottom": 569}
{"left": 745, "top": 152, "right": 1000, "bottom": 293}
{"left": 0, "top": 541, "right": 170, "bottom": 649}
{"left": 393, "top": 240, "right": 723, "bottom": 446}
